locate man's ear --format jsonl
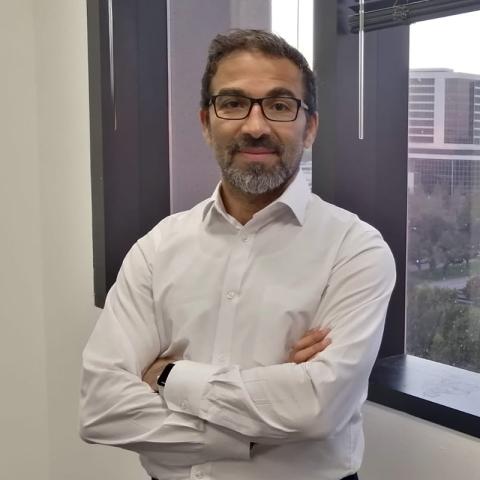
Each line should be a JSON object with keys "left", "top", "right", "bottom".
{"left": 303, "top": 112, "right": 319, "bottom": 149}
{"left": 199, "top": 109, "right": 212, "bottom": 145}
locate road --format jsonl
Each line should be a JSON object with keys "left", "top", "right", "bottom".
{"left": 420, "top": 276, "right": 469, "bottom": 290}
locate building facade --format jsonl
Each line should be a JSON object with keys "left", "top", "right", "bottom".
{"left": 409, "top": 69, "right": 480, "bottom": 194}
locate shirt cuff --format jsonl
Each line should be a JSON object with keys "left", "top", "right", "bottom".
{"left": 163, "top": 360, "right": 218, "bottom": 418}
{"left": 164, "top": 360, "right": 251, "bottom": 461}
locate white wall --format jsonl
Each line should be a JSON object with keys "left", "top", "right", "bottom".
{"left": 33, "top": 1, "right": 146, "bottom": 478}
{"left": 0, "top": 1, "right": 479, "bottom": 479}
{"left": 0, "top": 1, "right": 143, "bottom": 479}
{"left": 0, "top": 1, "right": 49, "bottom": 477}
{"left": 361, "top": 402, "right": 480, "bottom": 480}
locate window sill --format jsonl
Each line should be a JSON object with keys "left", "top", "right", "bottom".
{"left": 368, "top": 354, "right": 480, "bottom": 439}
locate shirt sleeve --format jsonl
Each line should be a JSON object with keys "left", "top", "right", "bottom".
{"left": 79, "top": 237, "right": 251, "bottom": 465}
{"left": 163, "top": 230, "right": 396, "bottom": 443}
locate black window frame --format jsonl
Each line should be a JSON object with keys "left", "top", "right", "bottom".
{"left": 313, "top": 0, "right": 480, "bottom": 439}
{"left": 87, "top": 0, "right": 171, "bottom": 307}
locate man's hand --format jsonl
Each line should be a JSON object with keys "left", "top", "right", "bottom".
{"left": 288, "top": 327, "right": 331, "bottom": 363}
{"left": 142, "top": 356, "right": 177, "bottom": 392}
{"left": 143, "top": 327, "right": 331, "bottom": 390}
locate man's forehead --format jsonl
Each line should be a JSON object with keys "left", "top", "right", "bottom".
{"left": 210, "top": 49, "right": 304, "bottom": 97}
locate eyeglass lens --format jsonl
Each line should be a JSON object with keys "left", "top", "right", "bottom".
{"left": 214, "top": 95, "right": 299, "bottom": 121}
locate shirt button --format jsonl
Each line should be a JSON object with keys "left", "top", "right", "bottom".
{"left": 226, "top": 291, "right": 235, "bottom": 300}
{"left": 194, "top": 472, "right": 204, "bottom": 479}
{"left": 180, "top": 400, "right": 189, "bottom": 411}
{"left": 217, "top": 354, "right": 226, "bottom": 363}
{"left": 241, "top": 235, "right": 249, "bottom": 242}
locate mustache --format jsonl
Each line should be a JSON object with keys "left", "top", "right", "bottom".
{"left": 227, "top": 135, "right": 283, "bottom": 155}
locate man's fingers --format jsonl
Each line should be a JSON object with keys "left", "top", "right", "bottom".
{"left": 290, "top": 337, "right": 332, "bottom": 363}
{"left": 293, "top": 328, "right": 330, "bottom": 351}
{"left": 288, "top": 327, "right": 332, "bottom": 364}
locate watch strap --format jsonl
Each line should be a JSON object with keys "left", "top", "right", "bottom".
{"left": 157, "top": 362, "right": 176, "bottom": 388}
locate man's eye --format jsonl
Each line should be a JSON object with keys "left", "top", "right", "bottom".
{"left": 223, "top": 101, "right": 241, "bottom": 108}
{"left": 272, "top": 102, "right": 289, "bottom": 111}
{"left": 219, "top": 98, "right": 248, "bottom": 109}
{"left": 268, "top": 100, "right": 295, "bottom": 112}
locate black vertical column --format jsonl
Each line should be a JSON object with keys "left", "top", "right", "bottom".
{"left": 312, "top": 0, "right": 409, "bottom": 357}
{"left": 87, "top": 0, "right": 170, "bottom": 307}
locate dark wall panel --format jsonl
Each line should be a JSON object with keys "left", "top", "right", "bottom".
{"left": 87, "top": 0, "right": 170, "bottom": 307}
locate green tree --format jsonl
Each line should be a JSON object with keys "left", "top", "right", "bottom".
{"left": 407, "top": 285, "right": 480, "bottom": 373}
{"left": 408, "top": 186, "right": 478, "bottom": 275}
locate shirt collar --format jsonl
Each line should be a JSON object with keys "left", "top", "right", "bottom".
{"left": 274, "top": 169, "right": 310, "bottom": 225}
{"left": 201, "top": 183, "right": 226, "bottom": 222}
{"left": 201, "top": 169, "right": 311, "bottom": 226}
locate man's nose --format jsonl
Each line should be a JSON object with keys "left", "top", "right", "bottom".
{"left": 240, "top": 104, "right": 272, "bottom": 138}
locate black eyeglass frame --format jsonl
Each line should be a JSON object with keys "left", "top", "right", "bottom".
{"left": 209, "top": 94, "right": 310, "bottom": 122}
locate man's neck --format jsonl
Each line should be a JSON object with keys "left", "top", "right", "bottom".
{"left": 220, "top": 179, "right": 290, "bottom": 225}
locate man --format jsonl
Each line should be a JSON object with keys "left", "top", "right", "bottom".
{"left": 80, "top": 29, "right": 396, "bottom": 480}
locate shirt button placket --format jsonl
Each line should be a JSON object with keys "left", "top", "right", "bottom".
{"left": 211, "top": 229, "right": 251, "bottom": 367}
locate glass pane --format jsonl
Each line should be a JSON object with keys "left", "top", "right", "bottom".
{"left": 271, "top": 0, "right": 313, "bottom": 188}
{"left": 406, "top": 11, "right": 480, "bottom": 373}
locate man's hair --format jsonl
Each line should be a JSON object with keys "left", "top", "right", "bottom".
{"left": 200, "top": 29, "right": 317, "bottom": 116}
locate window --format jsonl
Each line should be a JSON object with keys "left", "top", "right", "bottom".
{"left": 271, "top": 0, "right": 314, "bottom": 188}
{"left": 410, "top": 86, "right": 435, "bottom": 93}
{"left": 409, "top": 127, "right": 434, "bottom": 134}
{"left": 410, "top": 119, "right": 434, "bottom": 126}
{"left": 312, "top": 0, "right": 480, "bottom": 439}
{"left": 407, "top": 11, "right": 480, "bottom": 374}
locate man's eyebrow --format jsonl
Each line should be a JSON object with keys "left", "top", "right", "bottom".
{"left": 265, "top": 87, "right": 297, "bottom": 98}
{"left": 215, "top": 88, "right": 246, "bottom": 96}
{"left": 213, "top": 87, "right": 299, "bottom": 98}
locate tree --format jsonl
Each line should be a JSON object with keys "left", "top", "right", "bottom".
{"left": 408, "top": 186, "right": 478, "bottom": 275}
{"left": 407, "top": 285, "right": 480, "bottom": 373}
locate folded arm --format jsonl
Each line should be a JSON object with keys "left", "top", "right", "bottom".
{"left": 79, "top": 240, "right": 251, "bottom": 466}
{"left": 161, "top": 235, "right": 396, "bottom": 444}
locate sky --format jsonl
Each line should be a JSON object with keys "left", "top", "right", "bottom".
{"left": 271, "top": 1, "right": 480, "bottom": 76}
{"left": 271, "top": 0, "right": 314, "bottom": 66}
{"left": 410, "top": 10, "right": 480, "bottom": 75}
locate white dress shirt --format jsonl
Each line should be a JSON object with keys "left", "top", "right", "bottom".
{"left": 80, "top": 171, "right": 396, "bottom": 480}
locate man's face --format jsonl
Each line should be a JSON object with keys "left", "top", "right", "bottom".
{"left": 200, "top": 50, "right": 318, "bottom": 195}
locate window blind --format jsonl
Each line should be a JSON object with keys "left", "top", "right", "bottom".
{"left": 348, "top": 0, "right": 480, "bottom": 32}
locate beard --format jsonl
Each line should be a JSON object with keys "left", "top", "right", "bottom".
{"left": 214, "top": 134, "right": 302, "bottom": 195}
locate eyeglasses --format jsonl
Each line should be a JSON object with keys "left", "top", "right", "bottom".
{"left": 209, "top": 94, "right": 309, "bottom": 122}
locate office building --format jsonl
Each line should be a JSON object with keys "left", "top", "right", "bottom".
{"left": 409, "top": 69, "right": 480, "bottom": 193}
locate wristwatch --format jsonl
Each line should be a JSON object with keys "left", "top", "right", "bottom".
{"left": 156, "top": 362, "right": 176, "bottom": 390}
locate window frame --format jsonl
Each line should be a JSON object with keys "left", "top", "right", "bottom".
{"left": 87, "top": 0, "right": 171, "bottom": 307}
{"left": 312, "top": 0, "right": 480, "bottom": 439}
